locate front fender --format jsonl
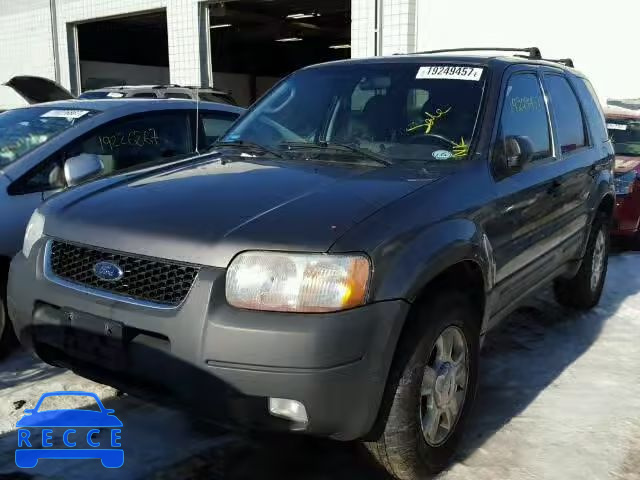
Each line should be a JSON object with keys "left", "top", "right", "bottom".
{"left": 368, "top": 218, "right": 495, "bottom": 303}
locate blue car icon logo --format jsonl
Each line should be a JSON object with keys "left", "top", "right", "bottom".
{"left": 15, "top": 391, "right": 123, "bottom": 469}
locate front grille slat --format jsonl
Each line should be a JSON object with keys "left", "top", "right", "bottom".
{"left": 49, "top": 241, "right": 199, "bottom": 306}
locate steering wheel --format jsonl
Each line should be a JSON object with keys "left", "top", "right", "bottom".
{"left": 404, "top": 133, "right": 457, "bottom": 148}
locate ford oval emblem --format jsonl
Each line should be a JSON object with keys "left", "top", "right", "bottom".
{"left": 93, "top": 261, "right": 124, "bottom": 282}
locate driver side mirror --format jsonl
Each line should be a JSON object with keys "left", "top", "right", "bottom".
{"left": 64, "top": 153, "right": 104, "bottom": 187}
{"left": 494, "top": 135, "right": 534, "bottom": 175}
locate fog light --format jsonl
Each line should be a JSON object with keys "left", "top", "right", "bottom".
{"left": 268, "top": 398, "right": 308, "bottom": 424}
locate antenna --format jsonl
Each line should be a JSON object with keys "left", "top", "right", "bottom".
{"left": 195, "top": 86, "right": 200, "bottom": 154}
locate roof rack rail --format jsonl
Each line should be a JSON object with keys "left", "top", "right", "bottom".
{"left": 545, "top": 58, "right": 574, "bottom": 68}
{"left": 412, "top": 47, "right": 542, "bottom": 59}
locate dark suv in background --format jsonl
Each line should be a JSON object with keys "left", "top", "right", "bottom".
{"left": 9, "top": 48, "right": 614, "bottom": 479}
{"left": 79, "top": 84, "right": 237, "bottom": 106}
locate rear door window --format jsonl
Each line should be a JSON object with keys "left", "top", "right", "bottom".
{"left": 544, "top": 75, "right": 587, "bottom": 154}
{"left": 574, "top": 78, "right": 608, "bottom": 144}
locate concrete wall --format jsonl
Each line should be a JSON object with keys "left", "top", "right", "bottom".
{"left": 80, "top": 61, "right": 170, "bottom": 90}
{"left": 0, "top": 0, "right": 56, "bottom": 82}
{"left": 415, "top": 0, "right": 640, "bottom": 101}
{"left": 211, "top": 73, "right": 280, "bottom": 107}
{"left": 0, "top": 0, "right": 390, "bottom": 99}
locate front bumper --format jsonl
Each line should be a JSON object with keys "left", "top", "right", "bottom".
{"left": 8, "top": 239, "right": 410, "bottom": 440}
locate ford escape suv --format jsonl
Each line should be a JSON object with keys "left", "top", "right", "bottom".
{"left": 8, "top": 48, "right": 614, "bottom": 479}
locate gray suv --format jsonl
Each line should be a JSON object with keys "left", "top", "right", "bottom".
{"left": 8, "top": 50, "right": 614, "bottom": 479}
{"left": 0, "top": 99, "right": 243, "bottom": 353}
{"left": 78, "top": 85, "right": 237, "bottom": 106}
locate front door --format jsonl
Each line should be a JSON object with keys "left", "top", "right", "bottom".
{"left": 484, "top": 68, "right": 563, "bottom": 318}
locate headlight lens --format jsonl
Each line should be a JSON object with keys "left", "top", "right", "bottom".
{"left": 226, "top": 252, "right": 371, "bottom": 313}
{"left": 22, "top": 210, "right": 45, "bottom": 258}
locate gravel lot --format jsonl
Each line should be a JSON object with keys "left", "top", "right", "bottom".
{"left": 0, "top": 252, "right": 639, "bottom": 480}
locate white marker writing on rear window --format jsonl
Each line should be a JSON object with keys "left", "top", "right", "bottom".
{"left": 41, "top": 110, "right": 89, "bottom": 120}
{"left": 416, "top": 66, "right": 484, "bottom": 81}
{"left": 607, "top": 123, "right": 628, "bottom": 131}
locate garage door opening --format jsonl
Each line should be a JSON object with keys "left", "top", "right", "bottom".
{"left": 77, "top": 11, "right": 169, "bottom": 92}
{"left": 209, "top": 0, "right": 350, "bottom": 106}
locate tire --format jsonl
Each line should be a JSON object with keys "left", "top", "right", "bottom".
{"left": 554, "top": 212, "right": 609, "bottom": 310}
{"left": 365, "top": 291, "right": 480, "bottom": 480}
{"left": 0, "top": 273, "right": 16, "bottom": 359}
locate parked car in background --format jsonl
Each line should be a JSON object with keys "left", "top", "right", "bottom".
{"left": 8, "top": 48, "right": 614, "bottom": 479}
{"left": 605, "top": 106, "right": 640, "bottom": 240}
{"left": 0, "top": 76, "right": 74, "bottom": 112}
{"left": 79, "top": 85, "right": 237, "bottom": 106}
{"left": 0, "top": 98, "right": 243, "bottom": 354}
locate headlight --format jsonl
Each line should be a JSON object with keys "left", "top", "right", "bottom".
{"left": 22, "top": 210, "right": 45, "bottom": 258}
{"left": 226, "top": 252, "right": 371, "bottom": 313}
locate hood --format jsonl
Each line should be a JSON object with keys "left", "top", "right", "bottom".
{"left": 615, "top": 156, "right": 640, "bottom": 174}
{"left": 4, "top": 75, "right": 74, "bottom": 104}
{"left": 43, "top": 156, "right": 443, "bottom": 266}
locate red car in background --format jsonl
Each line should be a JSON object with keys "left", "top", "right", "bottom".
{"left": 606, "top": 106, "right": 640, "bottom": 240}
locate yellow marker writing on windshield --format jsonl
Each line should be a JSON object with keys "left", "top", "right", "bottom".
{"left": 407, "top": 107, "right": 452, "bottom": 135}
{"left": 452, "top": 138, "right": 469, "bottom": 158}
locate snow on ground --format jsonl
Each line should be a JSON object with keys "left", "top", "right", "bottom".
{"left": 0, "top": 253, "right": 639, "bottom": 479}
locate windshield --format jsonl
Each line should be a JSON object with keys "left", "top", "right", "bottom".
{"left": 607, "top": 117, "right": 640, "bottom": 156}
{"left": 0, "top": 107, "right": 98, "bottom": 166}
{"left": 222, "top": 64, "right": 486, "bottom": 164}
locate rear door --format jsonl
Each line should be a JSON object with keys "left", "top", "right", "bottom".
{"left": 541, "top": 72, "right": 599, "bottom": 257}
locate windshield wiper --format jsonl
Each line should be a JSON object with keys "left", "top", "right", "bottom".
{"left": 280, "top": 141, "right": 392, "bottom": 166}
{"left": 212, "top": 140, "right": 283, "bottom": 158}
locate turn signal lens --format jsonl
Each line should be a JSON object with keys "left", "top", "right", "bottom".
{"left": 225, "top": 252, "right": 371, "bottom": 313}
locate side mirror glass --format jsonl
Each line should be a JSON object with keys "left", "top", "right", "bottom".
{"left": 503, "top": 135, "right": 534, "bottom": 170}
{"left": 494, "top": 135, "right": 534, "bottom": 176}
{"left": 64, "top": 153, "right": 104, "bottom": 187}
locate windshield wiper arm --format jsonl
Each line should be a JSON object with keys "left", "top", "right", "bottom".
{"left": 281, "top": 141, "right": 392, "bottom": 166}
{"left": 212, "top": 140, "right": 283, "bottom": 158}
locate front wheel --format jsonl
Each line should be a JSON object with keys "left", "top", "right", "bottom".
{"left": 0, "top": 279, "right": 16, "bottom": 359}
{"left": 365, "top": 291, "right": 480, "bottom": 480}
{"left": 554, "top": 213, "right": 609, "bottom": 309}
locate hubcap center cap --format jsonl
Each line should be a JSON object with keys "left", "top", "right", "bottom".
{"left": 434, "top": 363, "right": 457, "bottom": 407}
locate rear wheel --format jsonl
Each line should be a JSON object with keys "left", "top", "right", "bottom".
{"left": 365, "top": 291, "right": 480, "bottom": 480}
{"left": 0, "top": 272, "right": 16, "bottom": 359}
{"left": 554, "top": 212, "right": 609, "bottom": 309}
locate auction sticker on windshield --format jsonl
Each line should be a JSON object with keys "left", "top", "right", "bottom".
{"left": 416, "top": 65, "right": 484, "bottom": 81}
{"left": 41, "top": 110, "right": 90, "bottom": 120}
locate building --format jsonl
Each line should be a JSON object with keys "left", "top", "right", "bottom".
{"left": 0, "top": 0, "right": 637, "bottom": 106}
